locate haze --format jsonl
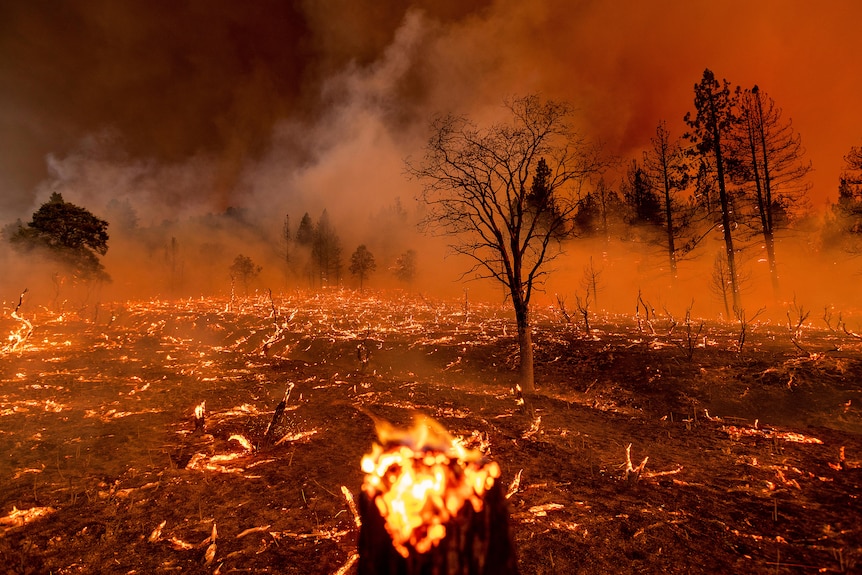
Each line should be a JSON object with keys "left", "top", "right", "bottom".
{"left": 1, "top": 0, "right": 860, "bottom": 315}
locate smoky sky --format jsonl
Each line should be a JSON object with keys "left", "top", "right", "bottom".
{"left": 0, "top": 0, "right": 489, "bottom": 214}
{"left": 1, "top": 0, "right": 861, "bottom": 219}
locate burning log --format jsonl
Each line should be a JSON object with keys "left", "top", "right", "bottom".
{"left": 357, "top": 340, "right": 371, "bottom": 371}
{"left": 193, "top": 401, "right": 206, "bottom": 432}
{"left": 357, "top": 415, "right": 519, "bottom": 575}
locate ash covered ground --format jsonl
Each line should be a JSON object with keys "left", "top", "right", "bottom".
{"left": 0, "top": 291, "right": 860, "bottom": 574}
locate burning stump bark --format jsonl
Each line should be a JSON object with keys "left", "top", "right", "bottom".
{"left": 357, "top": 416, "right": 519, "bottom": 575}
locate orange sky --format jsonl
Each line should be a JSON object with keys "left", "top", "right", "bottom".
{"left": 1, "top": 0, "right": 860, "bottom": 220}
{"left": 1, "top": 0, "right": 861, "bottom": 309}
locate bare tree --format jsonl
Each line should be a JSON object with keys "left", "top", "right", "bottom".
{"left": 731, "top": 86, "right": 811, "bottom": 298}
{"left": 710, "top": 252, "right": 732, "bottom": 318}
{"left": 407, "top": 95, "right": 605, "bottom": 392}
{"left": 581, "top": 256, "right": 602, "bottom": 307}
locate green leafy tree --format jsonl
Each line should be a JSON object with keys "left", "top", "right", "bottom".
{"left": 407, "top": 95, "right": 605, "bottom": 393}
{"left": 10, "top": 192, "right": 110, "bottom": 281}
{"left": 349, "top": 244, "right": 376, "bottom": 290}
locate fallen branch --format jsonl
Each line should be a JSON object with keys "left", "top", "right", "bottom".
{"left": 4, "top": 288, "right": 33, "bottom": 353}
{"left": 624, "top": 443, "right": 649, "bottom": 486}
{"left": 263, "top": 383, "right": 294, "bottom": 445}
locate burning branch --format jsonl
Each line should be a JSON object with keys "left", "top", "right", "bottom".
{"left": 356, "top": 339, "right": 371, "bottom": 371}
{"left": 574, "top": 291, "right": 591, "bottom": 336}
{"left": 193, "top": 401, "right": 206, "bottom": 432}
{"left": 661, "top": 305, "right": 678, "bottom": 336}
{"left": 623, "top": 443, "right": 649, "bottom": 486}
{"left": 677, "top": 301, "right": 703, "bottom": 361}
{"left": 4, "top": 288, "right": 33, "bottom": 353}
{"left": 786, "top": 297, "right": 811, "bottom": 356}
{"left": 734, "top": 306, "right": 765, "bottom": 354}
{"left": 505, "top": 469, "right": 523, "bottom": 500}
{"left": 341, "top": 486, "right": 362, "bottom": 528}
{"left": 636, "top": 290, "right": 655, "bottom": 335}
{"left": 555, "top": 294, "right": 571, "bottom": 325}
{"left": 263, "top": 383, "right": 294, "bottom": 445}
{"left": 267, "top": 288, "right": 278, "bottom": 319}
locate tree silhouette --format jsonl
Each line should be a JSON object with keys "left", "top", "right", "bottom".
{"left": 572, "top": 178, "right": 623, "bottom": 242}
{"left": 622, "top": 159, "right": 663, "bottom": 227}
{"left": 392, "top": 249, "right": 417, "bottom": 284}
{"left": 295, "top": 212, "right": 314, "bottom": 246}
{"left": 824, "top": 146, "right": 862, "bottom": 253}
{"left": 685, "top": 69, "right": 742, "bottom": 311}
{"left": 730, "top": 85, "right": 811, "bottom": 298}
{"left": 229, "top": 254, "right": 261, "bottom": 295}
{"left": 282, "top": 214, "right": 291, "bottom": 266}
{"left": 407, "top": 95, "right": 605, "bottom": 392}
{"left": 310, "top": 210, "right": 342, "bottom": 287}
{"left": 349, "top": 244, "right": 376, "bottom": 290}
{"left": 642, "top": 121, "right": 696, "bottom": 281}
{"left": 10, "top": 192, "right": 110, "bottom": 281}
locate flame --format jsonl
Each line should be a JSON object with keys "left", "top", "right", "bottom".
{"left": 361, "top": 415, "right": 500, "bottom": 558}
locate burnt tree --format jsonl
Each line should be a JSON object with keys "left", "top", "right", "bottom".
{"left": 642, "top": 121, "right": 694, "bottom": 282}
{"left": 407, "top": 95, "right": 604, "bottom": 392}
{"left": 731, "top": 85, "right": 811, "bottom": 298}
{"left": 685, "top": 69, "right": 742, "bottom": 311}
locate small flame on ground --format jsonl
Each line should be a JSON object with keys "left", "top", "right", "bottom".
{"left": 361, "top": 415, "right": 500, "bottom": 558}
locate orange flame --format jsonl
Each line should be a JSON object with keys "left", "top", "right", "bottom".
{"left": 361, "top": 415, "right": 500, "bottom": 557}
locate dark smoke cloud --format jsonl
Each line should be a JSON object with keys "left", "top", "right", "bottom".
{"left": 0, "top": 0, "right": 488, "bottom": 214}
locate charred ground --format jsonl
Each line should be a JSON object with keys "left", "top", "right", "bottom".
{"left": 0, "top": 291, "right": 860, "bottom": 574}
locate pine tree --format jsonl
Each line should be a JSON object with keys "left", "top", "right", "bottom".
{"left": 685, "top": 69, "right": 741, "bottom": 311}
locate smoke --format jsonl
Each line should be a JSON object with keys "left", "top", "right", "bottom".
{"left": 1, "top": 0, "right": 862, "bottom": 313}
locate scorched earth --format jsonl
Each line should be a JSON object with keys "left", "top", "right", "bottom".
{"left": 0, "top": 290, "right": 860, "bottom": 574}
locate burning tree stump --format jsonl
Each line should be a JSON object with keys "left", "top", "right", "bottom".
{"left": 357, "top": 416, "right": 519, "bottom": 575}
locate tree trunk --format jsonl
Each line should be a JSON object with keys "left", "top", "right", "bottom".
{"left": 357, "top": 481, "right": 519, "bottom": 575}
{"left": 709, "top": 98, "right": 741, "bottom": 312}
{"left": 662, "top": 172, "right": 678, "bottom": 281}
{"left": 763, "top": 228, "right": 779, "bottom": 298}
{"left": 515, "top": 304, "right": 535, "bottom": 393}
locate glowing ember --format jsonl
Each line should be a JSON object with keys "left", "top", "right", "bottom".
{"left": 360, "top": 415, "right": 500, "bottom": 558}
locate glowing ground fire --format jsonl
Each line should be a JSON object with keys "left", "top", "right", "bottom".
{"left": 360, "top": 415, "right": 501, "bottom": 558}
